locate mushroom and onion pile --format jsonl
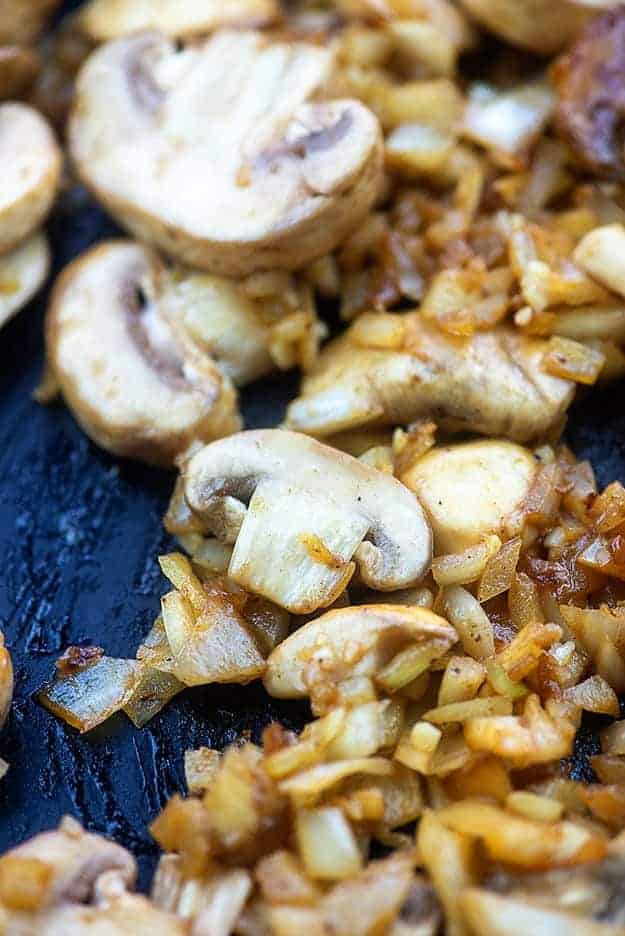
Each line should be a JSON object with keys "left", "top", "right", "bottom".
{"left": 7, "top": 1, "right": 625, "bottom": 934}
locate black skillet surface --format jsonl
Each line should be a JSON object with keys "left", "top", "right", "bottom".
{"left": 1, "top": 2, "right": 625, "bottom": 891}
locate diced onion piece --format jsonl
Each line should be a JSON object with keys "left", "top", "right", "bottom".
{"left": 485, "top": 661, "right": 528, "bottom": 700}
{"left": 438, "top": 800, "right": 607, "bottom": 868}
{"left": 279, "top": 758, "right": 393, "bottom": 807}
{"left": 376, "top": 638, "right": 452, "bottom": 691}
{"left": 543, "top": 336, "right": 605, "bottom": 385}
{"left": 161, "top": 590, "right": 265, "bottom": 687}
{"left": 495, "top": 622, "right": 561, "bottom": 681}
{"left": 37, "top": 657, "right": 141, "bottom": 732}
{"left": 386, "top": 123, "right": 455, "bottom": 176}
{"left": 505, "top": 791, "right": 564, "bottom": 823}
{"left": 562, "top": 675, "right": 620, "bottom": 716}
{"left": 418, "top": 810, "right": 475, "bottom": 936}
{"left": 441, "top": 586, "right": 494, "bottom": 659}
{"left": 462, "top": 81, "right": 554, "bottom": 166}
{"left": 600, "top": 719, "right": 625, "bottom": 755}
{"left": 573, "top": 223, "right": 625, "bottom": 299}
{"left": 438, "top": 656, "right": 486, "bottom": 705}
{"left": 295, "top": 808, "right": 363, "bottom": 881}
{"left": 325, "top": 700, "right": 404, "bottom": 760}
{"left": 464, "top": 694, "right": 575, "bottom": 768}
{"left": 123, "top": 667, "right": 184, "bottom": 728}
{"left": 477, "top": 536, "right": 522, "bottom": 603}
{"left": 432, "top": 535, "right": 501, "bottom": 587}
{"left": 184, "top": 747, "right": 221, "bottom": 796}
{"left": 589, "top": 481, "right": 625, "bottom": 532}
{"left": 592, "top": 754, "right": 625, "bottom": 786}
{"left": 0, "top": 759, "right": 7, "bottom": 780}
{"left": 423, "top": 696, "right": 512, "bottom": 724}
{"left": 264, "top": 708, "right": 347, "bottom": 780}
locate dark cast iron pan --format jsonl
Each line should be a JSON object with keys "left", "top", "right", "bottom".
{"left": 0, "top": 1, "right": 624, "bottom": 890}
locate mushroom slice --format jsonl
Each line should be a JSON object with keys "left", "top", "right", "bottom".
{"left": 0, "top": 628, "right": 12, "bottom": 730}
{"left": 264, "top": 603, "right": 456, "bottom": 699}
{"left": 460, "top": 888, "right": 624, "bottom": 936}
{"left": 78, "top": 0, "right": 279, "bottom": 42}
{"left": 401, "top": 441, "right": 537, "bottom": 553}
{"left": 0, "top": 102, "right": 61, "bottom": 255}
{"left": 0, "top": 817, "right": 136, "bottom": 910}
{"left": 0, "top": 0, "right": 62, "bottom": 45}
{"left": 286, "top": 316, "right": 575, "bottom": 444}
{"left": 554, "top": 8, "right": 625, "bottom": 180}
{"left": 69, "top": 31, "right": 383, "bottom": 276}
{"left": 0, "top": 233, "right": 49, "bottom": 330}
{"left": 0, "top": 46, "right": 40, "bottom": 100}
{"left": 457, "top": 0, "right": 589, "bottom": 54}
{"left": 183, "top": 429, "right": 433, "bottom": 613}
{"left": 45, "top": 242, "right": 241, "bottom": 466}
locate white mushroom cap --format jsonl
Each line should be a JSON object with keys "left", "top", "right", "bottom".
{"left": 183, "top": 429, "right": 433, "bottom": 612}
{"left": 46, "top": 241, "right": 241, "bottom": 466}
{"left": 69, "top": 31, "right": 384, "bottom": 276}
{"left": 0, "top": 232, "right": 49, "bottom": 330}
{"left": 78, "top": 0, "right": 280, "bottom": 42}
{"left": 402, "top": 440, "right": 538, "bottom": 553}
{"left": 264, "top": 603, "right": 456, "bottom": 698}
{"left": 286, "top": 316, "right": 575, "bottom": 444}
{"left": 0, "top": 102, "right": 61, "bottom": 255}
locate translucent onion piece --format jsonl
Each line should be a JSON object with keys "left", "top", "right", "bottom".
{"left": 37, "top": 657, "right": 141, "bottom": 732}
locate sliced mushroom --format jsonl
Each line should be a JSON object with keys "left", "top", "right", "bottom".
{"left": 0, "top": 46, "right": 40, "bottom": 100}
{"left": 461, "top": 888, "right": 624, "bottom": 936}
{"left": 45, "top": 242, "right": 241, "bottom": 466}
{"left": 78, "top": 0, "right": 280, "bottom": 42}
{"left": 0, "top": 818, "right": 136, "bottom": 910}
{"left": 182, "top": 429, "right": 433, "bottom": 613}
{"left": 0, "top": 628, "right": 12, "bottom": 729}
{"left": 0, "top": 233, "right": 50, "bottom": 331}
{"left": 264, "top": 603, "right": 456, "bottom": 698}
{"left": 0, "top": 0, "right": 62, "bottom": 45}
{"left": 457, "top": 0, "right": 590, "bottom": 54}
{"left": 286, "top": 315, "right": 575, "bottom": 444}
{"left": 554, "top": 8, "right": 625, "bottom": 180}
{"left": 69, "top": 31, "right": 383, "bottom": 276}
{"left": 401, "top": 441, "right": 538, "bottom": 553}
{"left": 0, "top": 102, "right": 61, "bottom": 255}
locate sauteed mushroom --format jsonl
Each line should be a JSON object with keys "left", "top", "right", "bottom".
{"left": 0, "top": 233, "right": 49, "bottom": 331}
{"left": 401, "top": 440, "right": 537, "bottom": 552}
{"left": 69, "top": 30, "right": 383, "bottom": 276}
{"left": 78, "top": 0, "right": 280, "bottom": 42}
{"left": 0, "top": 629, "right": 12, "bottom": 730}
{"left": 286, "top": 316, "right": 575, "bottom": 443}
{"left": 0, "top": 102, "right": 61, "bottom": 256}
{"left": 46, "top": 242, "right": 240, "bottom": 466}
{"left": 457, "top": 0, "right": 589, "bottom": 54}
{"left": 182, "top": 429, "right": 432, "bottom": 612}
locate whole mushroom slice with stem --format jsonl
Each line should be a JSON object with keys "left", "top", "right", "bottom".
{"left": 456, "top": 0, "right": 591, "bottom": 54}
{"left": 45, "top": 241, "right": 241, "bottom": 467}
{"left": 285, "top": 315, "right": 575, "bottom": 444}
{"left": 78, "top": 0, "right": 280, "bottom": 43}
{"left": 264, "top": 603, "right": 457, "bottom": 701}
{"left": 0, "top": 102, "right": 61, "bottom": 256}
{"left": 0, "top": 233, "right": 50, "bottom": 331}
{"left": 69, "top": 30, "right": 384, "bottom": 276}
{"left": 181, "top": 429, "right": 433, "bottom": 614}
